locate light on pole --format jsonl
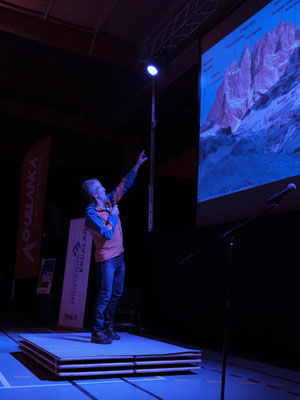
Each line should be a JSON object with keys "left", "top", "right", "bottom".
{"left": 146, "top": 64, "right": 158, "bottom": 232}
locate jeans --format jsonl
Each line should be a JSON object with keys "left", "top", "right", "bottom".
{"left": 92, "top": 253, "right": 125, "bottom": 333}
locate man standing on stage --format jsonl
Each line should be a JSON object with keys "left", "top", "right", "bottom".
{"left": 82, "top": 151, "right": 147, "bottom": 344}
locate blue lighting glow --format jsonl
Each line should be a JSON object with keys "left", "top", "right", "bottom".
{"left": 147, "top": 65, "right": 158, "bottom": 76}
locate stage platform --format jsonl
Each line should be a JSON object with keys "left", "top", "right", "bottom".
{"left": 1, "top": 313, "right": 299, "bottom": 400}
{"left": 18, "top": 332, "right": 202, "bottom": 377}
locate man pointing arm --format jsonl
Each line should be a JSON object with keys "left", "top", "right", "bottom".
{"left": 81, "top": 151, "right": 147, "bottom": 344}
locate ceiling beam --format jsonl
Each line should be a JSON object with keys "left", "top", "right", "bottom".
{"left": 89, "top": 0, "right": 120, "bottom": 55}
{"left": 43, "top": 0, "right": 55, "bottom": 20}
{"left": 0, "top": 4, "right": 139, "bottom": 69}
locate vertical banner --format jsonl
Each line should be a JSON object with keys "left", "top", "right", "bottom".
{"left": 14, "top": 137, "right": 52, "bottom": 280}
{"left": 58, "top": 218, "right": 92, "bottom": 330}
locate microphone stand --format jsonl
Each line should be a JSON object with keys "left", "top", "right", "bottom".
{"left": 180, "top": 201, "right": 281, "bottom": 400}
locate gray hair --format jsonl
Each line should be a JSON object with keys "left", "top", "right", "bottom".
{"left": 81, "top": 179, "right": 99, "bottom": 203}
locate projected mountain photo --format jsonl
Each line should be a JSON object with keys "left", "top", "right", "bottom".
{"left": 198, "top": 15, "right": 300, "bottom": 202}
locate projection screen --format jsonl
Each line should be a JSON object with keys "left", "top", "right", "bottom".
{"left": 197, "top": 0, "right": 300, "bottom": 227}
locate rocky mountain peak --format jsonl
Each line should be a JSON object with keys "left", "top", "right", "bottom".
{"left": 204, "top": 21, "right": 297, "bottom": 132}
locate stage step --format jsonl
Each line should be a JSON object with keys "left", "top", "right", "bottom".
{"left": 19, "top": 332, "right": 201, "bottom": 377}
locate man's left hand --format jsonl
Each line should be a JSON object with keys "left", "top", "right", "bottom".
{"left": 137, "top": 150, "right": 148, "bottom": 166}
{"left": 133, "top": 150, "right": 148, "bottom": 172}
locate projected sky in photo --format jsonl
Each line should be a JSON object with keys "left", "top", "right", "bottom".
{"left": 198, "top": 0, "right": 300, "bottom": 203}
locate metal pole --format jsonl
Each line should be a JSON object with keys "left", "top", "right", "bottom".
{"left": 221, "top": 237, "right": 234, "bottom": 400}
{"left": 148, "top": 76, "right": 156, "bottom": 232}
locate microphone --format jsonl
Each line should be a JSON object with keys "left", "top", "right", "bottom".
{"left": 265, "top": 183, "right": 296, "bottom": 204}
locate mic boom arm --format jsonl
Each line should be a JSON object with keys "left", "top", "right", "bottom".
{"left": 265, "top": 183, "right": 296, "bottom": 204}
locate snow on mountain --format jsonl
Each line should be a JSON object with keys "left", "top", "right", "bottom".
{"left": 198, "top": 39, "right": 300, "bottom": 203}
{"left": 203, "top": 21, "right": 297, "bottom": 134}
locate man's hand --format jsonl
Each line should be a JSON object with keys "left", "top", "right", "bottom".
{"left": 137, "top": 150, "right": 148, "bottom": 166}
{"left": 110, "top": 205, "right": 120, "bottom": 216}
{"left": 133, "top": 150, "right": 148, "bottom": 172}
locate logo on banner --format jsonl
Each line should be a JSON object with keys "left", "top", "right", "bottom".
{"left": 21, "top": 157, "right": 39, "bottom": 262}
{"left": 69, "top": 229, "right": 89, "bottom": 306}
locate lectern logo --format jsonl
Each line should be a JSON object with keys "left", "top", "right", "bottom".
{"left": 73, "top": 242, "right": 81, "bottom": 257}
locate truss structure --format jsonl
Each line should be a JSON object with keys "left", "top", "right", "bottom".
{"left": 140, "top": 0, "right": 229, "bottom": 64}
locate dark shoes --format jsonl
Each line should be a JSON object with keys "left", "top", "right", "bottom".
{"left": 91, "top": 327, "right": 120, "bottom": 344}
{"left": 91, "top": 330, "right": 112, "bottom": 344}
{"left": 105, "top": 326, "right": 121, "bottom": 340}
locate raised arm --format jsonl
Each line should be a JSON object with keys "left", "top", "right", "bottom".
{"left": 108, "top": 151, "right": 147, "bottom": 205}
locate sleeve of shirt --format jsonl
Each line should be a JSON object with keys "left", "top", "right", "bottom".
{"left": 85, "top": 206, "right": 118, "bottom": 240}
{"left": 108, "top": 169, "right": 137, "bottom": 205}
